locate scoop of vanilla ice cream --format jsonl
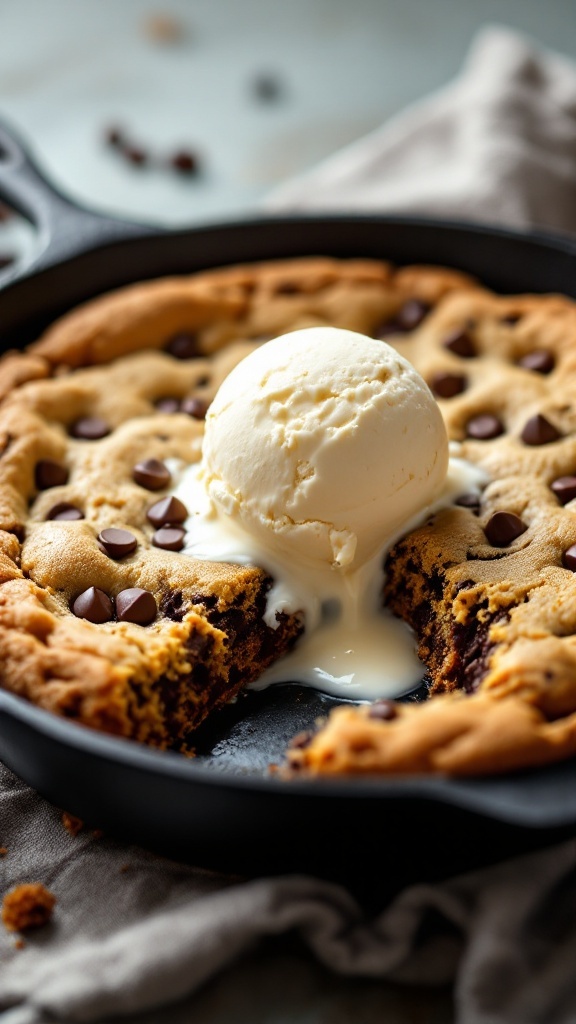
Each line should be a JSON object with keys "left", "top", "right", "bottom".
{"left": 201, "top": 327, "right": 448, "bottom": 571}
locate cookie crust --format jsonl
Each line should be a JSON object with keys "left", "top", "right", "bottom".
{"left": 0, "top": 258, "right": 469, "bottom": 749}
{"left": 2, "top": 255, "right": 576, "bottom": 773}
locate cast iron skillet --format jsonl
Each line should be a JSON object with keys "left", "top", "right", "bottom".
{"left": 0, "top": 119, "right": 575, "bottom": 900}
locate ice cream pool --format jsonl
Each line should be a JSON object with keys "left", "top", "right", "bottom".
{"left": 171, "top": 326, "right": 486, "bottom": 700}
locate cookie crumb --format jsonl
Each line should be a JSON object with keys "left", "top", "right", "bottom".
{"left": 2, "top": 883, "right": 56, "bottom": 933}
{"left": 143, "top": 14, "right": 186, "bottom": 44}
{"left": 92, "top": 829, "right": 104, "bottom": 840}
{"left": 0, "top": 847, "right": 7, "bottom": 857}
{"left": 14, "top": 937, "right": 25, "bottom": 950}
{"left": 61, "top": 811, "right": 84, "bottom": 836}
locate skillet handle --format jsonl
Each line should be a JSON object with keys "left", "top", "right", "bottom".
{"left": 0, "top": 118, "right": 156, "bottom": 281}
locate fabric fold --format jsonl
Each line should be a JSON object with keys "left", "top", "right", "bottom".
{"left": 266, "top": 25, "right": 576, "bottom": 235}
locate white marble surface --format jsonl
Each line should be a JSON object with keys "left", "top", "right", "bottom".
{"left": 0, "top": 0, "right": 575, "bottom": 229}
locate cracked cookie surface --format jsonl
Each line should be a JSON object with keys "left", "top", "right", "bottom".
{"left": 2, "top": 255, "right": 576, "bottom": 773}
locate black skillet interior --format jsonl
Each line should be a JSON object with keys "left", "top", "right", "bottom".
{"left": 0, "top": 119, "right": 575, "bottom": 897}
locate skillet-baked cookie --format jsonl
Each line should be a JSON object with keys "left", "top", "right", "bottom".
{"left": 288, "top": 285, "right": 576, "bottom": 774}
{"left": 1, "top": 256, "right": 576, "bottom": 772}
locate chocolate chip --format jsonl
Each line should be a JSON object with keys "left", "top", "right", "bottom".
{"left": 124, "top": 145, "right": 148, "bottom": 166}
{"left": 374, "top": 299, "right": 430, "bottom": 338}
{"left": 501, "top": 313, "right": 523, "bottom": 325}
{"left": 155, "top": 397, "right": 181, "bottom": 414}
{"left": 133, "top": 458, "right": 171, "bottom": 491}
{"left": 152, "top": 526, "right": 186, "bottom": 551}
{"left": 396, "top": 299, "right": 430, "bottom": 331}
{"left": 70, "top": 417, "right": 110, "bottom": 440}
{"left": 430, "top": 371, "right": 467, "bottom": 399}
{"left": 170, "top": 150, "right": 200, "bottom": 174}
{"left": 116, "top": 588, "right": 157, "bottom": 625}
{"left": 442, "top": 327, "right": 476, "bottom": 358}
{"left": 289, "top": 730, "right": 314, "bottom": 749}
{"left": 551, "top": 476, "right": 576, "bottom": 505}
{"left": 0, "top": 255, "right": 15, "bottom": 270}
{"left": 367, "top": 700, "right": 398, "bottom": 721}
{"left": 46, "top": 503, "right": 84, "bottom": 521}
{"left": 275, "top": 281, "right": 300, "bottom": 295}
{"left": 484, "top": 511, "right": 527, "bottom": 547}
{"left": 455, "top": 493, "right": 481, "bottom": 510}
{"left": 147, "top": 495, "right": 188, "bottom": 527}
{"left": 517, "top": 350, "right": 555, "bottom": 374}
{"left": 252, "top": 73, "right": 284, "bottom": 102}
{"left": 105, "top": 125, "right": 124, "bottom": 147}
{"left": 520, "top": 414, "right": 561, "bottom": 446}
{"left": 0, "top": 201, "right": 13, "bottom": 222}
{"left": 97, "top": 528, "right": 138, "bottom": 559}
{"left": 466, "top": 414, "right": 504, "bottom": 440}
{"left": 562, "top": 545, "right": 576, "bottom": 572}
{"left": 165, "top": 333, "right": 198, "bottom": 359}
{"left": 181, "top": 396, "right": 210, "bottom": 420}
{"left": 72, "top": 587, "right": 114, "bottom": 623}
{"left": 35, "top": 459, "right": 69, "bottom": 490}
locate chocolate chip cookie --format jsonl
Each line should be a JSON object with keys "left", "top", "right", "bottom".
{"left": 0, "top": 258, "right": 468, "bottom": 748}
{"left": 2, "top": 256, "right": 575, "bottom": 774}
{"left": 289, "top": 286, "right": 576, "bottom": 774}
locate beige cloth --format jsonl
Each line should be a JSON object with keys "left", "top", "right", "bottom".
{"left": 2, "top": 23, "right": 576, "bottom": 1024}
{"left": 266, "top": 25, "right": 576, "bottom": 236}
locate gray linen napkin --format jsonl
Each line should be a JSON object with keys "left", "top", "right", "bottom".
{"left": 2, "top": 22, "right": 576, "bottom": 1024}
{"left": 266, "top": 24, "right": 576, "bottom": 235}
{"left": 1, "top": 762, "right": 575, "bottom": 1024}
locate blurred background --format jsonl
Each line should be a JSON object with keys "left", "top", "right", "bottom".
{"left": 1, "top": 0, "right": 576, "bottom": 276}
{"left": 1, "top": 0, "right": 576, "bottom": 230}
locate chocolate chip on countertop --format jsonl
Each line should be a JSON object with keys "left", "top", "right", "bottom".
{"left": 97, "top": 528, "right": 138, "bottom": 559}
{"left": 152, "top": 526, "right": 186, "bottom": 551}
{"left": 442, "top": 327, "right": 476, "bottom": 358}
{"left": 170, "top": 150, "right": 200, "bottom": 174}
{"left": 367, "top": 700, "right": 398, "bottom": 721}
{"left": 430, "top": 371, "right": 467, "bottom": 399}
{"left": 133, "top": 458, "right": 171, "bottom": 491}
{"left": 465, "top": 414, "right": 504, "bottom": 440}
{"left": 146, "top": 495, "right": 188, "bottom": 528}
{"left": 551, "top": 476, "right": 576, "bottom": 505}
{"left": 180, "top": 396, "right": 210, "bottom": 420}
{"left": 35, "top": 459, "right": 69, "bottom": 490}
{"left": 124, "top": 145, "right": 148, "bottom": 166}
{"left": 562, "top": 545, "right": 576, "bottom": 572}
{"left": 155, "top": 397, "right": 181, "bottom": 414}
{"left": 70, "top": 417, "right": 110, "bottom": 440}
{"left": 484, "top": 511, "right": 527, "bottom": 547}
{"left": 72, "top": 587, "right": 114, "bottom": 623}
{"left": 517, "top": 350, "right": 555, "bottom": 374}
{"left": 165, "top": 333, "right": 198, "bottom": 359}
{"left": 116, "top": 588, "right": 157, "bottom": 625}
{"left": 105, "top": 125, "right": 125, "bottom": 147}
{"left": 46, "top": 503, "right": 84, "bottom": 521}
{"left": 0, "top": 201, "right": 13, "bottom": 222}
{"left": 252, "top": 73, "right": 284, "bottom": 102}
{"left": 520, "top": 414, "right": 561, "bottom": 446}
